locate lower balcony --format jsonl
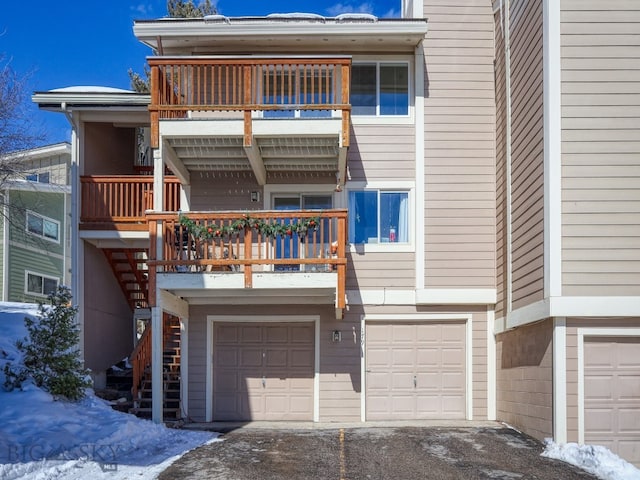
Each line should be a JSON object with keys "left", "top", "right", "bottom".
{"left": 146, "top": 210, "right": 348, "bottom": 318}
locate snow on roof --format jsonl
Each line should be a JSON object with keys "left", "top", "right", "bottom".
{"left": 49, "top": 86, "right": 135, "bottom": 94}
{"left": 266, "top": 12, "right": 326, "bottom": 22}
{"left": 335, "top": 13, "right": 378, "bottom": 22}
{"left": 204, "top": 14, "right": 230, "bottom": 23}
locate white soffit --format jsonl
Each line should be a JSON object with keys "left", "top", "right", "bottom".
{"left": 133, "top": 18, "right": 428, "bottom": 52}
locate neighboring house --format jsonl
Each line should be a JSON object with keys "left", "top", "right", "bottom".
{"left": 32, "top": 0, "right": 640, "bottom": 467}
{"left": 0, "top": 143, "right": 71, "bottom": 303}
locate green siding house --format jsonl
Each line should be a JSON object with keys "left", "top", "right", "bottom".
{"left": 1, "top": 143, "right": 71, "bottom": 302}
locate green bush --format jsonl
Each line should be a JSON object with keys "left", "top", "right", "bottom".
{"left": 3, "top": 286, "right": 91, "bottom": 401}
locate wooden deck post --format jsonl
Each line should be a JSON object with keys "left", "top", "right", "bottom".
{"left": 244, "top": 226, "right": 253, "bottom": 288}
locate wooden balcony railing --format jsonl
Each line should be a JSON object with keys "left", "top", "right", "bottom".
{"left": 130, "top": 325, "right": 151, "bottom": 403}
{"left": 80, "top": 176, "right": 181, "bottom": 228}
{"left": 148, "top": 57, "right": 351, "bottom": 149}
{"left": 146, "top": 210, "right": 348, "bottom": 309}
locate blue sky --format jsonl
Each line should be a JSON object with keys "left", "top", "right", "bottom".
{"left": 1, "top": 1, "right": 401, "bottom": 145}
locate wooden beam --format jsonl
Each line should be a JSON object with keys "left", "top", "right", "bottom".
{"left": 243, "top": 140, "right": 267, "bottom": 186}
{"left": 162, "top": 140, "right": 190, "bottom": 185}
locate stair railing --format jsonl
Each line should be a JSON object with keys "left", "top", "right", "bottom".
{"left": 130, "top": 326, "right": 152, "bottom": 403}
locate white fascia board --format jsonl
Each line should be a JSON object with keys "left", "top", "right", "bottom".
{"left": 415, "top": 289, "right": 497, "bottom": 305}
{"left": 2, "top": 143, "right": 71, "bottom": 162}
{"left": 3, "top": 181, "right": 71, "bottom": 194}
{"left": 134, "top": 21, "right": 428, "bottom": 44}
{"left": 504, "top": 296, "right": 640, "bottom": 330}
{"left": 32, "top": 92, "right": 150, "bottom": 108}
{"left": 551, "top": 297, "right": 640, "bottom": 317}
{"left": 79, "top": 230, "right": 149, "bottom": 240}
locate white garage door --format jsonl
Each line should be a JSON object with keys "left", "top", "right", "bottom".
{"left": 366, "top": 322, "right": 466, "bottom": 420}
{"left": 584, "top": 337, "right": 640, "bottom": 467}
{"left": 213, "top": 322, "right": 315, "bottom": 421}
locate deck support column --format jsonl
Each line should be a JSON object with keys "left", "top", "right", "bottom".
{"left": 151, "top": 306, "right": 163, "bottom": 423}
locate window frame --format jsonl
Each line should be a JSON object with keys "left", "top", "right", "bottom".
{"left": 343, "top": 181, "right": 415, "bottom": 253}
{"left": 24, "top": 271, "right": 59, "bottom": 298}
{"left": 26, "top": 171, "right": 50, "bottom": 183}
{"left": 26, "top": 210, "right": 61, "bottom": 244}
{"left": 350, "top": 57, "right": 413, "bottom": 124}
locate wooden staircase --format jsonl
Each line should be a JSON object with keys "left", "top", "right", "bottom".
{"left": 130, "top": 313, "right": 182, "bottom": 421}
{"left": 103, "top": 248, "right": 149, "bottom": 310}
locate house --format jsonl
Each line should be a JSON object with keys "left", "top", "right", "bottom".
{"left": 32, "top": 0, "right": 640, "bottom": 467}
{"left": 0, "top": 143, "right": 71, "bottom": 302}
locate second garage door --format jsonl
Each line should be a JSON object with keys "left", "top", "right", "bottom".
{"left": 366, "top": 322, "right": 466, "bottom": 420}
{"left": 213, "top": 322, "right": 315, "bottom": 421}
{"left": 584, "top": 336, "right": 640, "bottom": 467}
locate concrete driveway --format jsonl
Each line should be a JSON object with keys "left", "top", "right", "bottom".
{"left": 159, "top": 424, "right": 597, "bottom": 480}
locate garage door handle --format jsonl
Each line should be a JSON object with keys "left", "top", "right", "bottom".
{"left": 413, "top": 375, "right": 417, "bottom": 388}
{"left": 262, "top": 376, "right": 266, "bottom": 388}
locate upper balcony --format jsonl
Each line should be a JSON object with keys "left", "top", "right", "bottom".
{"left": 148, "top": 56, "right": 351, "bottom": 187}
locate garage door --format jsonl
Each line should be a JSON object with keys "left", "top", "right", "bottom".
{"left": 584, "top": 337, "right": 640, "bottom": 467}
{"left": 213, "top": 322, "right": 314, "bottom": 421}
{"left": 366, "top": 322, "right": 466, "bottom": 420}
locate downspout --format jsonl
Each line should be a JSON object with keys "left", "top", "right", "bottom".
{"left": 503, "top": 0, "right": 513, "bottom": 318}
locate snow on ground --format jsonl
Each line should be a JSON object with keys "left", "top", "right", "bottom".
{"left": 0, "top": 302, "right": 217, "bottom": 480}
{"left": 542, "top": 439, "right": 640, "bottom": 480}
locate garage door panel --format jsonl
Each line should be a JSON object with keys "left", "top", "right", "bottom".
{"left": 366, "top": 321, "right": 466, "bottom": 420}
{"left": 213, "top": 322, "right": 314, "bottom": 421}
{"left": 240, "top": 349, "right": 263, "bottom": 367}
{"left": 240, "top": 326, "right": 263, "bottom": 343}
{"left": 585, "top": 336, "right": 640, "bottom": 467}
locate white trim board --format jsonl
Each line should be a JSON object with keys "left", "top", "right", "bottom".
{"left": 205, "top": 315, "right": 321, "bottom": 423}
{"left": 576, "top": 328, "right": 640, "bottom": 445}
{"left": 347, "top": 288, "right": 497, "bottom": 306}
{"left": 361, "top": 313, "right": 474, "bottom": 421}
{"left": 553, "top": 317, "right": 567, "bottom": 443}
{"left": 498, "top": 297, "right": 640, "bottom": 333}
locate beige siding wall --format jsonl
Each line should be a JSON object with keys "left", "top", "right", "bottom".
{"left": 561, "top": 0, "right": 640, "bottom": 296}
{"left": 565, "top": 317, "right": 640, "bottom": 443}
{"left": 510, "top": 0, "right": 545, "bottom": 309}
{"left": 82, "top": 242, "right": 133, "bottom": 372}
{"left": 496, "top": 318, "right": 553, "bottom": 440}
{"left": 495, "top": 10, "right": 508, "bottom": 319}
{"left": 23, "top": 153, "right": 70, "bottom": 186}
{"left": 472, "top": 309, "right": 489, "bottom": 419}
{"left": 348, "top": 124, "right": 415, "bottom": 180}
{"left": 422, "top": 1, "right": 496, "bottom": 289}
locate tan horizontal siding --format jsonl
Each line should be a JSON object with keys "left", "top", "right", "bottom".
{"left": 561, "top": 0, "right": 640, "bottom": 296}
{"left": 509, "top": 0, "right": 545, "bottom": 308}
{"left": 348, "top": 125, "right": 415, "bottom": 181}
{"left": 422, "top": 1, "right": 495, "bottom": 290}
{"left": 347, "top": 253, "right": 415, "bottom": 289}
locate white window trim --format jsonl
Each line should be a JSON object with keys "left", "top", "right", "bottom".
{"left": 351, "top": 56, "right": 414, "bottom": 125}
{"left": 26, "top": 171, "right": 51, "bottom": 183}
{"left": 26, "top": 210, "right": 61, "bottom": 244}
{"left": 343, "top": 180, "right": 415, "bottom": 253}
{"left": 24, "top": 270, "right": 59, "bottom": 298}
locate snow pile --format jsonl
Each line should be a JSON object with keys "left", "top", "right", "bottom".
{"left": 0, "top": 302, "right": 217, "bottom": 480}
{"left": 542, "top": 439, "right": 640, "bottom": 480}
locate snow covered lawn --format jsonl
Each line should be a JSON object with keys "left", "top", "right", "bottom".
{"left": 0, "top": 302, "right": 217, "bottom": 480}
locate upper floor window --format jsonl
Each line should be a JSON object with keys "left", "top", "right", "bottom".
{"left": 26, "top": 172, "right": 50, "bottom": 183}
{"left": 25, "top": 271, "right": 58, "bottom": 297}
{"left": 26, "top": 211, "right": 60, "bottom": 243}
{"left": 348, "top": 190, "right": 409, "bottom": 244}
{"left": 352, "top": 63, "right": 409, "bottom": 116}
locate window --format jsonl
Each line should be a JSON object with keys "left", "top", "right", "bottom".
{"left": 348, "top": 190, "right": 409, "bottom": 244}
{"left": 26, "top": 211, "right": 60, "bottom": 242}
{"left": 26, "top": 272, "right": 58, "bottom": 297}
{"left": 352, "top": 63, "right": 409, "bottom": 116}
{"left": 26, "top": 172, "right": 50, "bottom": 183}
